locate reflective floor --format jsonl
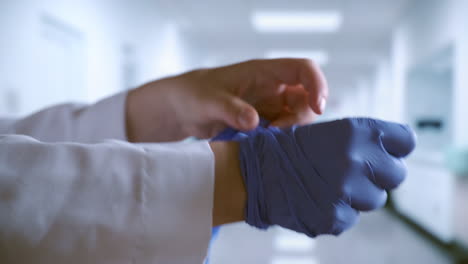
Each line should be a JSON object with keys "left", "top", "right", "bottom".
{"left": 209, "top": 210, "right": 453, "bottom": 264}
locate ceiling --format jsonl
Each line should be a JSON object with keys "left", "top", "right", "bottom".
{"left": 155, "top": 0, "right": 414, "bottom": 96}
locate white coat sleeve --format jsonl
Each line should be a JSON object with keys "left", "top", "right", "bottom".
{"left": 0, "top": 135, "right": 214, "bottom": 264}
{"left": 0, "top": 92, "right": 128, "bottom": 143}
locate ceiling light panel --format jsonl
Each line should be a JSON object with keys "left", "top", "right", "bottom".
{"left": 252, "top": 11, "right": 342, "bottom": 33}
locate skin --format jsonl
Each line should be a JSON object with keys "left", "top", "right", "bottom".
{"left": 126, "top": 59, "right": 328, "bottom": 142}
{"left": 210, "top": 142, "right": 245, "bottom": 226}
{"left": 125, "top": 58, "right": 328, "bottom": 226}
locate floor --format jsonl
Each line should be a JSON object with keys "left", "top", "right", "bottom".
{"left": 209, "top": 210, "right": 454, "bottom": 264}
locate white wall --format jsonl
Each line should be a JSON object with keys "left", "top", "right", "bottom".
{"left": 371, "top": 58, "right": 394, "bottom": 120}
{"left": 454, "top": 14, "right": 468, "bottom": 148}
{"left": 407, "top": 64, "right": 453, "bottom": 151}
{"left": 379, "top": 0, "right": 468, "bottom": 243}
{"left": 386, "top": 0, "right": 468, "bottom": 147}
{"left": 0, "top": 0, "right": 193, "bottom": 116}
{"left": 138, "top": 22, "right": 192, "bottom": 83}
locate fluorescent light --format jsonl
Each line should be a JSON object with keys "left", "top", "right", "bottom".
{"left": 265, "top": 50, "right": 329, "bottom": 66}
{"left": 271, "top": 257, "right": 319, "bottom": 264}
{"left": 252, "top": 11, "right": 342, "bottom": 33}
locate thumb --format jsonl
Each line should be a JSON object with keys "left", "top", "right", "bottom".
{"left": 209, "top": 95, "right": 259, "bottom": 131}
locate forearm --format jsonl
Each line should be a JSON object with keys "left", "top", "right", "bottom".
{"left": 210, "top": 141, "right": 247, "bottom": 226}
{"left": 0, "top": 135, "right": 214, "bottom": 263}
{"left": 0, "top": 93, "right": 128, "bottom": 143}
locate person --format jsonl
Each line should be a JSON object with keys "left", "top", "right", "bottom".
{"left": 0, "top": 59, "right": 416, "bottom": 263}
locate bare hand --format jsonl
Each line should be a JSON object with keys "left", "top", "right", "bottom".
{"left": 126, "top": 58, "right": 328, "bottom": 142}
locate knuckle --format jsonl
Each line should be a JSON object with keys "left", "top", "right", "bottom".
{"left": 344, "top": 153, "right": 364, "bottom": 172}
{"left": 363, "top": 118, "right": 377, "bottom": 128}
{"left": 343, "top": 117, "right": 375, "bottom": 129}
{"left": 341, "top": 117, "right": 358, "bottom": 126}
{"left": 301, "top": 58, "right": 316, "bottom": 67}
{"left": 372, "top": 128, "right": 384, "bottom": 142}
{"left": 328, "top": 204, "right": 342, "bottom": 220}
{"left": 247, "top": 58, "right": 261, "bottom": 65}
{"left": 336, "top": 182, "right": 352, "bottom": 201}
{"left": 339, "top": 118, "right": 359, "bottom": 134}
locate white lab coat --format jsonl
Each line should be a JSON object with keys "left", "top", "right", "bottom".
{"left": 0, "top": 93, "right": 214, "bottom": 264}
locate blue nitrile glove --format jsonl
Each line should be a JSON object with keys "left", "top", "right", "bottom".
{"left": 235, "top": 117, "right": 416, "bottom": 237}
{"left": 212, "top": 118, "right": 271, "bottom": 141}
{"left": 210, "top": 121, "right": 270, "bottom": 242}
{"left": 208, "top": 125, "right": 267, "bottom": 263}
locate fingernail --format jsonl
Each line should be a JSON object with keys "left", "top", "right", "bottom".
{"left": 319, "top": 97, "right": 327, "bottom": 114}
{"left": 238, "top": 109, "right": 252, "bottom": 129}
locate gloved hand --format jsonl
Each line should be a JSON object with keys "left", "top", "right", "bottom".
{"left": 230, "top": 117, "right": 416, "bottom": 237}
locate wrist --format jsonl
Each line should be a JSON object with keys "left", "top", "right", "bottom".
{"left": 210, "top": 141, "right": 246, "bottom": 226}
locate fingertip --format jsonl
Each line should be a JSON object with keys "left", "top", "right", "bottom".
{"left": 402, "top": 124, "right": 418, "bottom": 155}
{"left": 379, "top": 122, "right": 417, "bottom": 158}
{"left": 318, "top": 96, "right": 327, "bottom": 114}
{"left": 306, "top": 70, "right": 328, "bottom": 115}
{"left": 308, "top": 93, "right": 326, "bottom": 115}
{"left": 237, "top": 107, "right": 259, "bottom": 131}
{"left": 328, "top": 203, "right": 360, "bottom": 235}
{"left": 362, "top": 190, "right": 388, "bottom": 211}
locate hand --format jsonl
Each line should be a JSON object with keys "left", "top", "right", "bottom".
{"left": 125, "top": 59, "right": 328, "bottom": 142}
{"left": 236, "top": 118, "right": 416, "bottom": 237}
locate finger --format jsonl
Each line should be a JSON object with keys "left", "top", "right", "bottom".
{"left": 341, "top": 167, "right": 388, "bottom": 211}
{"left": 254, "top": 94, "right": 284, "bottom": 121}
{"left": 254, "top": 59, "right": 329, "bottom": 115}
{"left": 326, "top": 201, "right": 360, "bottom": 235}
{"left": 269, "top": 85, "right": 316, "bottom": 127}
{"left": 298, "top": 60, "right": 328, "bottom": 115}
{"left": 207, "top": 94, "right": 259, "bottom": 131}
{"left": 370, "top": 156, "right": 407, "bottom": 190}
{"left": 283, "top": 85, "right": 309, "bottom": 112}
{"left": 270, "top": 113, "right": 315, "bottom": 128}
{"left": 371, "top": 119, "right": 417, "bottom": 158}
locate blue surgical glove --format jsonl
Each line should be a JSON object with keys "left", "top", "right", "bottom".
{"left": 209, "top": 124, "right": 266, "bottom": 248}
{"left": 212, "top": 118, "right": 271, "bottom": 141}
{"left": 235, "top": 118, "right": 416, "bottom": 237}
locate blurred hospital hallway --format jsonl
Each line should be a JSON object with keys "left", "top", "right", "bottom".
{"left": 210, "top": 210, "right": 453, "bottom": 264}
{"left": 1, "top": 0, "right": 468, "bottom": 263}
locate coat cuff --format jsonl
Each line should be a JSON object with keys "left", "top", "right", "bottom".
{"left": 140, "top": 140, "right": 214, "bottom": 263}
